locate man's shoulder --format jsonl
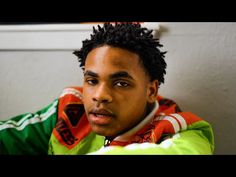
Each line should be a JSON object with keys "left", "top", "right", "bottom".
{"left": 58, "top": 86, "right": 84, "bottom": 112}
{"left": 157, "top": 95, "right": 182, "bottom": 114}
{"left": 59, "top": 86, "right": 83, "bottom": 100}
{"left": 61, "top": 86, "right": 83, "bottom": 93}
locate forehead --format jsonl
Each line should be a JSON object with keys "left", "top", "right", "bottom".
{"left": 85, "top": 45, "right": 144, "bottom": 72}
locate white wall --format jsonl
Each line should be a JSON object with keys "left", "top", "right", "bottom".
{"left": 158, "top": 23, "right": 236, "bottom": 155}
{"left": 0, "top": 23, "right": 235, "bottom": 154}
{"left": 0, "top": 51, "right": 84, "bottom": 118}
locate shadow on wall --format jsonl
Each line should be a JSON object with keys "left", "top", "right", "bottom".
{"left": 166, "top": 55, "right": 236, "bottom": 155}
{"left": 156, "top": 24, "right": 236, "bottom": 154}
{"left": 191, "top": 59, "right": 236, "bottom": 155}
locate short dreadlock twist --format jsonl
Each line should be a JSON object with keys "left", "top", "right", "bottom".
{"left": 73, "top": 22, "right": 167, "bottom": 85}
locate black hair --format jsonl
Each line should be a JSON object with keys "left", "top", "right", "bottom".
{"left": 73, "top": 22, "right": 167, "bottom": 85}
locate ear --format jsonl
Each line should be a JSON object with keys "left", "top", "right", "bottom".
{"left": 147, "top": 80, "right": 159, "bottom": 103}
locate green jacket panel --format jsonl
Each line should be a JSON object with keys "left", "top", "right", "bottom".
{"left": 90, "top": 128, "right": 213, "bottom": 155}
{"left": 0, "top": 100, "right": 58, "bottom": 154}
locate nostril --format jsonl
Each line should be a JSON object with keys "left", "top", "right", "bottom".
{"left": 93, "top": 97, "right": 110, "bottom": 105}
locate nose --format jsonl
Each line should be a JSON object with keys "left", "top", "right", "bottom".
{"left": 92, "top": 84, "right": 112, "bottom": 106}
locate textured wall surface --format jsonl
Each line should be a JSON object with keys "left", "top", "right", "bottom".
{"left": 158, "top": 23, "right": 236, "bottom": 154}
{"left": 0, "top": 23, "right": 235, "bottom": 154}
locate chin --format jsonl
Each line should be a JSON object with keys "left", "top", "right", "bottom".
{"left": 91, "top": 126, "right": 116, "bottom": 137}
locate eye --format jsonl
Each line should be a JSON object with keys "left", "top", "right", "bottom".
{"left": 114, "top": 81, "right": 130, "bottom": 87}
{"left": 85, "top": 78, "right": 98, "bottom": 85}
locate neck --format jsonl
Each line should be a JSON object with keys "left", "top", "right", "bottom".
{"left": 145, "top": 103, "right": 155, "bottom": 118}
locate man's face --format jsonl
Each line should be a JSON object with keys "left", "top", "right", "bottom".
{"left": 82, "top": 45, "right": 158, "bottom": 138}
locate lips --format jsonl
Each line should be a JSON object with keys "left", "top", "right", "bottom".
{"left": 90, "top": 108, "right": 115, "bottom": 117}
{"left": 89, "top": 108, "right": 115, "bottom": 125}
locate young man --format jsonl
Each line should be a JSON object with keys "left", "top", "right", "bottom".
{"left": 0, "top": 23, "right": 214, "bottom": 154}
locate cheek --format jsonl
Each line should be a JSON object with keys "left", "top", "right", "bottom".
{"left": 124, "top": 88, "right": 147, "bottom": 103}
{"left": 83, "top": 84, "right": 94, "bottom": 98}
{"left": 82, "top": 88, "right": 93, "bottom": 108}
{"left": 117, "top": 94, "right": 147, "bottom": 130}
{"left": 120, "top": 89, "right": 147, "bottom": 112}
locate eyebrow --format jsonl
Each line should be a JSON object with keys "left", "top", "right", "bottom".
{"left": 110, "top": 71, "right": 134, "bottom": 80}
{"left": 84, "top": 70, "right": 134, "bottom": 80}
{"left": 84, "top": 70, "right": 98, "bottom": 77}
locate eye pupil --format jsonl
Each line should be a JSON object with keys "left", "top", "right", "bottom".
{"left": 86, "top": 79, "right": 98, "bottom": 85}
{"left": 117, "top": 82, "right": 128, "bottom": 87}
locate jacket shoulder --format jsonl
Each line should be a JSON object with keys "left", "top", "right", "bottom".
{"left": 157, "top": 95, "right": 182, "bottom": 114}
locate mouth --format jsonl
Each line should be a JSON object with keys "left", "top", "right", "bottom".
{"left": 89, "top": 109, "right": 115, "bottom": 125}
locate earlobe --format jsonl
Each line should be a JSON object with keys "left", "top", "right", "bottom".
{"left": 147, "top": 80, "right": 159, "bottom": 103}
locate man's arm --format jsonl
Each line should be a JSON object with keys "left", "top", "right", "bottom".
{"left": 89, "top": 129, "right": 214, "bottom": 155}
{"left": 0, "top": 100, "right": 58, "bottom": 155}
